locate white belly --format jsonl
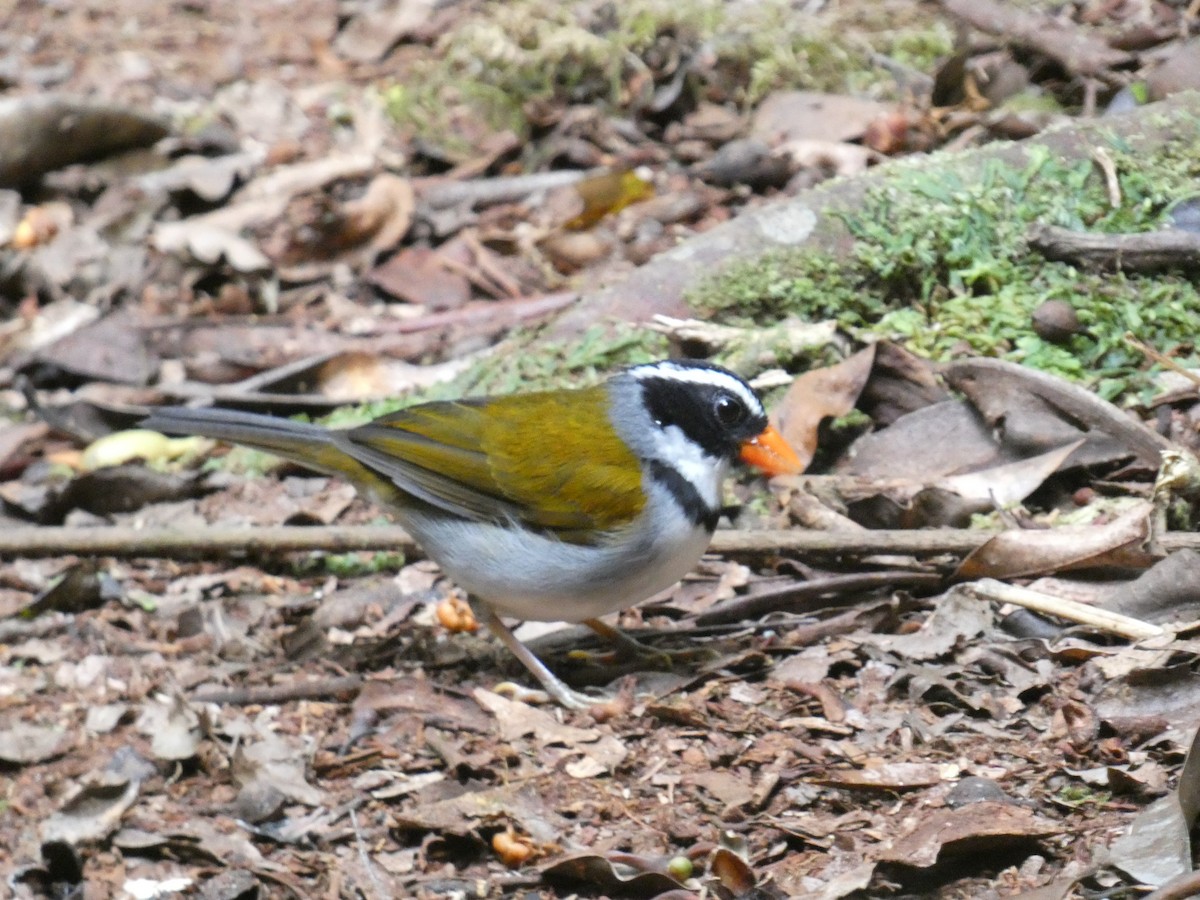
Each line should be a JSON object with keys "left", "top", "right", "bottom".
{"left": 399, "top": 506, "right": 713, "bottom": 623}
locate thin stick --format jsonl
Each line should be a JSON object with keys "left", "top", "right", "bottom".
{"left": 191, "top": 675, "right": 363, "bottom": 705}
{"left": 3, "top": 524, "right": 1199, "bottom": 561}
{"left": 969, "top": 577, "right": 1165, "bottom": 640}
{"left": 1124, "top": 331, "right": 1200, "bottom": 389}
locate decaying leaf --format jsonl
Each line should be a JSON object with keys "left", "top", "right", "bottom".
{"left": 867, "top": 587, "right": 995, "bottom": 661}
{"left": 391, "top": 782, "right": 570, "bottom": 843}
{"left": 152, "top": 220, "right": 271, "bottom": 272}
{"left": 878, "top": 801, "right": 1061, "bottom": 868}
{"left": 41, "top": 777, "right": 141, "bottom": 846}
{"left": 942, "top": 358, "right": 1171, "bottom": 469}
{"left": 0, "top": 94, "right": 169, "bottom": 187}
{"left": 1096, "top": 549, "right": 1200, "bottom": 624}
{"left": 542, "top": 852, "right": 689, "bottom": 896}
{"left": 812, "top": 762, "right": 957, "bottom": 790}
{"left": 751, "top": 90, "right": 893, "bottom": 145}
{"left": 841, "top": 400, "right": 1003, "bottom": 481}
{"left": 956, "top": 502, "right": 1157, "bottom": 580}
{"left": 936, "top": 439, "right": 1083, "bottom": 505}
{"left": 231, "top": 734, "right": 325, "bottom": 807}
{"left": 775, "top": 345, "right": 875, "bottom": 471}
{"left": 137, "top": 693, "right": 204, "bottom": 761}
{"left": 1108, "top": 722, "right": 1200, "bottom": 885}
{"left": 0, "top": 722, "right": 72, "bottom": 764}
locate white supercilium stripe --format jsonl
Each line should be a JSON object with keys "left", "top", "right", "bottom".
{"left": 628, "top": 361, "right": 762, "bottom": 417}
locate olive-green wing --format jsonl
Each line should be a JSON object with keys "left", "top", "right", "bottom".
{"left": 339, "top": 386, "right": 645, "bottom": 540}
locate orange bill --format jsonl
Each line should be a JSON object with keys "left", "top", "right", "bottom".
{"left": 739, "top": 424, "right": 804, "bottom": 476}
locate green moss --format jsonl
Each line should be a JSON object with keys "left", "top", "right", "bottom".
{"left": 883, "top": 22, "right": 955, "bottom": 74}
{"left": 292, "top": 550, "right": 407, "bottom": 578}
{"left": 202, "top": 445, "right": 285, "bottom": 478}
{"left": 691, "top": 128, "right": 1200, "bottom": 400}
{"left": 385, "top": 0, "right": 956, "bottom": 147}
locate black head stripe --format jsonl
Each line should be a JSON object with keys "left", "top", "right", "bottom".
{"left": 638, "top": 375, "right": 768, "bottom": 461}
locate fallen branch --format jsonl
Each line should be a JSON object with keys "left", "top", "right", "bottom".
{"left": 4, "top": 524, "right": 1200, "bottom": 561}
{"left": 696, "top": 570, "right": 945, "bottom": 625}
{"left": 191, "top": 675, "right": 363, "bottom": 705}
{"left": 1028, "top": 223, "right": 1200, "bottom": 273}
{"left": 969, "top": 577, "right": 1164, "bottom": 640}
{"left": 0, "top": 525, "right": 420, "bottom": 559}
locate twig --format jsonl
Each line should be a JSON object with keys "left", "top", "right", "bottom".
{"left": 969, "top": 577, "right": 1164, "bottom": 640}
{"left": 5, "top": 524, "right": 1200, "bottom": 561}
{"left": 0, "top": 524, "right": 419, "bottom": 559}
{"left": 191, "top": 675, "right": 363, "bottom": 705}
{"left": 1091, "top": 147, "right": 1121, "bottom": 208}
{"left": 415, "top": 170, "right": 585, "bottom": 211}
{"left": 1028, "top": 223, "right": 1200, "bottom": 273}
{"left": 696, "top": 571, "right": 945, "bottom": 625}
{"left": 350, "top": 808, "right": 390, "bottom": 900}
{"left": 1124, "top": 331, "right": 1200, "bottom": 389}
{"left": 1147, "top": 868, "right": 1200, "bottom": 900}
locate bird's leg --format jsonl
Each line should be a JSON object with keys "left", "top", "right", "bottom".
{"left": 583, "top": 618, "right": 667, "bottom": 660}
{"left": 580, "top": 617, "right": 700, "bottom": 669}
{"left": 479, "top": 606, "right": 599, "bottom": 710}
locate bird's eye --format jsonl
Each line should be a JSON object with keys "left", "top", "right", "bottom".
{"left": 713, "top": 393, "right": 747, "bottom": 427}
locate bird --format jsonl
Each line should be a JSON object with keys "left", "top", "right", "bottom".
{"left": 142, "top": 358, "right": 802, "bottom": 707}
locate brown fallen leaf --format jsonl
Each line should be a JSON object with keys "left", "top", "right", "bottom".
{"left": 841, "top": 399, "right": 1004, "bottom": 481}
{"left": 366, "top": 245, "right": 471, "bottom": 308}
{"left": 40, "top": 778, "right": 141, "bottom": 846}
{"left": 28, "top": 308, "right": 160, "bottom": 387}
{"left": 955, "top": 502, "right": 1157, "bottom": 580}
{"left": 1109, "top": 720, "right": 1200, "bottom": 886}
{"left": 856, "top": 341, "right": 949, "bottom": 427}
{"left": 232, "top": 734, "right": 326, "bottom": 807}
{"left": 0, "top": 722, "right": 72, "bottom": 765}
{"left": 270, "top": 172, "right": 415, "bottom": 281}
{"left": 0, "top": 94, "right": 169, "bottom": 187}
{"left": 542, "top": 853, "right": 689, "bottom": 896}
{"left": 936, "top": 439, "right": 1083, "bottom": 504}
{"left": 943, "top": 358, "right": 1171, "bottom": 470}
{"left": 473, "top": 688, "right": 602, "bottom": 745}
{"left": 775, "top": 345, "right": 876, "bottom": 471}
{"left": 1095, "top": 550, "right": 1200, "bottom": 624}
{"left": 878, "top": 801, "right": 1061, "bottom": 868}
{"left": 391, "top": 781, "right": 569, "bottom": 842}
{"left": 867, "top": 588, "right": 995, "bottom": 661}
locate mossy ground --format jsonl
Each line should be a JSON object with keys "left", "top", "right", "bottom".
{"left": 690, "top": 127, "right": 1200, "bottom": 402}
{"left": 384, "top": 0, "right": 953, "bottom": 159}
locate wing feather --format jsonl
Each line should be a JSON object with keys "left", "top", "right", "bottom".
{"left": 336, "top": 387, "right": 645, "bottom": 541}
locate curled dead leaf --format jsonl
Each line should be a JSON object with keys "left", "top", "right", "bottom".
{"left": 956, "top": 502, "right": 1157, "bottom": 580}
{"left": 774, "top": 346, "right": 876, "bottom": 471}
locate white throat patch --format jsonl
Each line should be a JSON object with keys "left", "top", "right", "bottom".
{"left": 648, "top": 423, "right": 726, "bottom": 509}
